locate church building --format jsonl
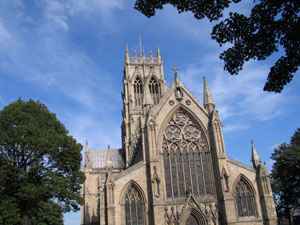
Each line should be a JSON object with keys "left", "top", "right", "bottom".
{"left": 80, "top": 46, "right": 277, "bottom": 225}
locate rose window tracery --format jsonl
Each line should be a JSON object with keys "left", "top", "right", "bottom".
{"left": 163, "top": 109, "right": 214, "bottom": 199}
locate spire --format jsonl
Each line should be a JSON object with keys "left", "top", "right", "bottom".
{"left": 203, "top": 76, "right": 215, "bottom": 109}
{"left": 106, "top": 145, "right": 112, "bottom": 169}
{"left": 150, "top": 48, "right": 153, "bottom": 58}
{"left": 143, "top": 77, "right": 154, "bottom": 106}
{"left": 251, "top": 140, "right": 261, "bottom": 169}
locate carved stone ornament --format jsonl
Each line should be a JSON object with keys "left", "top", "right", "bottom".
{"left": 186, "top": 100, "right": 191, "bottom": 105}
{"left": 169, "top": 100, "right": 174, "bottom": 106}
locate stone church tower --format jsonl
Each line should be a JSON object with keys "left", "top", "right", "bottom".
{"left": 81, "top": 46, "right": 277, "bottom": 225}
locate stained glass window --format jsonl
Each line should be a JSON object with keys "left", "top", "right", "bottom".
{"left": 163, "top": 109, "right": 214, "bottom": 199}
{"left": 235, "top": 178, "right": 256, "bottom": 217}
{"left": 124, "top": 185, "right": 145, "bottom": 225}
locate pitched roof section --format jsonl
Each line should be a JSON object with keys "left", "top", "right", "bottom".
{"left": 88, "top": 148, "right": 125, "bottom": 169}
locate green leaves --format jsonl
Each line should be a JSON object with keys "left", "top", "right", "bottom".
{"left": 271, "top": 128, "right": 300, "bottom": 223}
{"left": 0, "top": 99, "right": 84, "bottom": 223}
{"left": 134, "top": 0, "right": 300, "bottom": 93}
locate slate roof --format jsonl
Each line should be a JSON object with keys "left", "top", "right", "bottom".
{"left": 88, "top": 148, "right": 125, "bottom": 169}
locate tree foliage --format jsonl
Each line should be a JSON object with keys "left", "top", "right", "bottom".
{"left": 134, "top": 0, "right": 300, "bottom": 93}
{"left": 0, "top": 99, "right": 84, "bottom": 224}
{"left": 271, "top": 128, "right": 300, "bottom": 224}
{"left": 31, "top": 201, "right": 63, "bottom": 225}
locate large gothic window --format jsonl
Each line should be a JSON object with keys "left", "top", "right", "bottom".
{"left": 124, "top": 184, "right": 145, "bottom": 225}
{"left": 134, "top": 77, "right": 143, "bottom": 108}
{"left": 163, "top": 109, "right": 214, "bottom": 199}
{"left": 234, "top": 177, "right": 256, "bottom": 217}
{"left": 149, "top": 76, "right": 160, "bottom": 105}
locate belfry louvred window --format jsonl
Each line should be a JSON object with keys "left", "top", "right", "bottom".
{"left": 134, "top": 77, "right": 143, "bottom": 108}
{"left": 163, "top": 109, "right": 214, "bottom": 199}
{"left": 149, "top": 76, "right": 160, "bottom": 104}
{"left": 235, "top": 178, "right": 256, "bottom": 217}
{"left": 124, "top": 184, "right": 145, "bottom": 225}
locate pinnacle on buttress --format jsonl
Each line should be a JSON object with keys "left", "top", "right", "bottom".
{"left": 143, "top": 77, "right": 154, "bottom": 106}
{"left": 134, "top": 48, "right": 137, "bottom": 58}
{"left": 106, "top": 145, "right": 112, "bottom": 169}
{"left": 251, "top": 140, "right": 261, "bottom": 169}
{"left": 84, "top": 139, "right": 90, "bottom": 168}
{"left": 150, "top": 48, "right": 153, "bottom": 58}
{"left": 203, "top": 76, "right": 215, "bottom": 110}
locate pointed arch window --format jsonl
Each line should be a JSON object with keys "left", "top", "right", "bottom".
{"left": 134, "top": 77, "right": 143, "bottom": 108}
{"left": 124, "top": 184, "right": 145, "bottom": 225}
{"left": 162, "top": 109, "right": 214, "bottom": 199}
{"left": 235, "top": 177, "right": 256, "bottom": 217}
{"left": 149, "top": 76, "right": 160, "bottom": 104}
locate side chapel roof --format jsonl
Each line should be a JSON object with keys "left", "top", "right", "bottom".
{"left": 88, "top": 148, "right": 125, "bottom": 169}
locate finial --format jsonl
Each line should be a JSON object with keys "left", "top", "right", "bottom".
{"left": 172, "top": 66, "right": 179, "bottom": 81}
{"left": 150, "top": 48, "right": 153, "bottom": 58}
{"left": 134, "top": 48, "right": 137, "bottom": 58}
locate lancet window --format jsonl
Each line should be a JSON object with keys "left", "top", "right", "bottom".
{"left": 234, "top": 177, "right": 256, "bottom": 217}
{"left": 149, "top": 76, "right": 160, "bottom": 105}
{"left": 134, "top": 77, "right": 143, "bottom": 108}
{"left": 124, "top": 184, "right": 145, "bottom": 225}
{"left": 163, "top": 109, "right": 214, "bottom": 199}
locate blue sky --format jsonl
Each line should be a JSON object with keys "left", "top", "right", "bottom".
{"left": 0, "top": 0, "right": 299, "bottom": 224}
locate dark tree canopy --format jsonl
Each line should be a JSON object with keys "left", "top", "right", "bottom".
{"left": 0, "top": 99, "right": 84, "bottom": 224}
{"left": 134, "top": 0, "right": 300, "bottom": 93}
{"left": 271, "top": 128, "right": 300, "bottom": 225}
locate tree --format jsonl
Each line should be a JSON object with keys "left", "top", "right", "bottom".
{"left": 271, "top": 128, "right": 300, "bottom": 225}
{"left": 134, "top": 0, "right": 300, "bottom": 93}
{"left": 0, "top": 99, "right": 84, "bottom": 224}
{"left": 31, "top": 201, "right": 63, "bottom": 225}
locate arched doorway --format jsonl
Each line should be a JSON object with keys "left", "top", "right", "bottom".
{"left": 186, "top": 214, "right": 200, "bottom": 225}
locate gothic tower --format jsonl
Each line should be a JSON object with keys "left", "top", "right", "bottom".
{"left": 121, "top": 45, "right": 167, "bottom": 167}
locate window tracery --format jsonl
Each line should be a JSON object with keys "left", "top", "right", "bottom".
{"left": 134, "top": 77, "right": 143, "bottom": 108}
{"left": 163, "top": 109, "right": 213, "bottom": 199}
{"left": 149, "top": 76, "right": 160, "bottom": 104}
{"left": 124, "top": 184, "right": 145, "bottom": 225}
{"left": 234, "top": 178, "right": 256, "bottom": 217}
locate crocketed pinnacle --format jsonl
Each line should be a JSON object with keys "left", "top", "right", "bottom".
{"left": 203, "top": 76, "right": 215, "bottom": 107}
{"left": 251, "top": 140, "right": 261, "bottom": 169}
